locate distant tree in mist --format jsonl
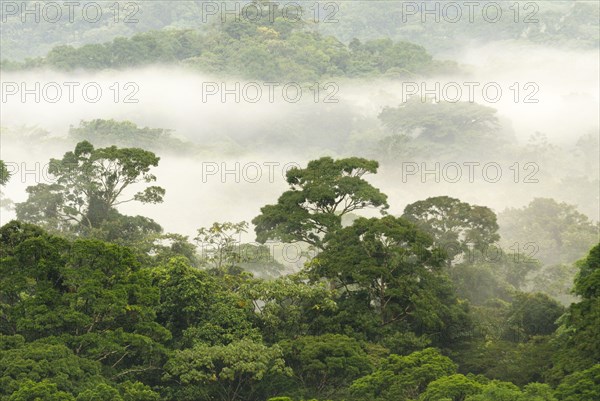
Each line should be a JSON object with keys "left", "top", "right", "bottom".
{"left": 378, "top": 100, "right": 512, "bottom": 160}
{"left": 402, "top": 196, "right": 500, "bottom": 264}
{"left": 499, "top": 198, "right": 599, "bottom": 266}
{"left": 69, "top": 119, "right": 191, "bottom": 154}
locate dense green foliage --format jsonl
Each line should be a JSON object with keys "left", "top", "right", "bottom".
{"left": 2, "top": 147, "right": 599, "bottom": 400}
{"left": 1, "top": 2, "right": 598, "bottom": 399}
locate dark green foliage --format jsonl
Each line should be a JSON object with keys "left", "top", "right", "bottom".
{"left": 349, "top": 348, "right": 456, "bottom": 401}
{"left": 279, "top": 334, "right": 372, "bottom": 399}
{"left": 0, "top": 222, "right": 166, "bottom": 399}
{"left": 555, "top": 365, "right": 600, "bottom": 401}
{"left": 551, "top": 244, "right": 600, "bottom": 379}
{"left": 1, "top": 151, "right": 598, "bottom": 400}
{"left": 503, "top": 293, "right": 564, "bottom": 341}
{"left": 308, "top": 215, "right": 470, "bottom": 348}
{"left": 151, "top": 257, "right": 259, "bottom": 347}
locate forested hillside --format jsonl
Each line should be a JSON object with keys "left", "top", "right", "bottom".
{"left": 2, "top": 16, "right": 456, "bottom": 80}
{"left": 1, "top": 0, "right": 598, "bottom": 61}
{"left": 0, "top": 1, "right": 599, "bottom": 400}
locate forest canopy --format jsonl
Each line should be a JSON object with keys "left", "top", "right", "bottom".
{"left": 1, "top": 149, "right": 598, "bottom": 400}
{"left": 1, "top": 1, "right": 598, "bottom": 400}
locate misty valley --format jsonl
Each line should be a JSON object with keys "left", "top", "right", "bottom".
{"left": 0, "top": 1, "right": 599, "bottom": 401}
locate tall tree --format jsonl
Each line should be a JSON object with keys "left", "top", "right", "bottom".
{"left": 253, "top": 157, "right": 388, "bottom": 251}
{"left": 15, "top": 141, "right": 165, "bottom": 234}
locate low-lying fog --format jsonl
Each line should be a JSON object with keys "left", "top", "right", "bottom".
{"left": 1, "top": 42, "right": 598, "bottom": 238}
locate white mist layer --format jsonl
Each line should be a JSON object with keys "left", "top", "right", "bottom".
{"left": 1, "top": 42, "right": 598, "bottom": 234}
